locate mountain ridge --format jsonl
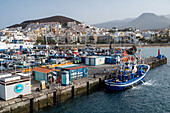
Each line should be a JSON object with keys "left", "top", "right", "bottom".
{"left": 8, "top": 15, "right": 80, "bottom": 29}
{"left": 93, "top": 13, "right": 170, "bottom": 30}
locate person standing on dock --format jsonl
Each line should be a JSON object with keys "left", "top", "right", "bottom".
{"left": 116, "top": 55, "right": 121, "bottom": 64}
{"left": 107, "top": 68, "right": 110, "bottom": 75}
{"left": 104, "top": 68, "right": 106, "bottom": 74}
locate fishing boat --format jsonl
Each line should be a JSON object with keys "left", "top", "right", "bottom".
{"left": 105, "top": 60, "right": 150, "bottom": 90}
{"left": 105, "top": 63, "right": 150, "bottom": 90}
{"left": 105, "top": 45, "right": 150, "bottom": 90}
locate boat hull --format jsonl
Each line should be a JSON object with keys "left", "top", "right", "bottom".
{"left": 105, "top": 78, "right": 144, "bottom": 90}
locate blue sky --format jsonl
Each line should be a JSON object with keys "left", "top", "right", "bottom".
{"left": 1, "top": 0, "right": 170, "bottom": 28}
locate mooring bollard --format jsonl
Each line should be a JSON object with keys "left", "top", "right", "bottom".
{"left": 72, "top": 86, "right": 75, "bottom": 98}
{"left": 53, "top": 91, "right": 57, "bottom": 104}
{"left": 163, "top": 58, "right": 165, "bottom": 63}
{"left": 105, "top": 76, "right": 107, "bottom": 80}
{"left": 87, "top": 82, "right": 89, "bottom": 94}
{"left": 99, "top": 78, "right": 101, "bottom": 85}
{"left": 152, "top": 62, "right": 155, "bottom": 69}
{"left": 38, "top": 100, "right": 40, "bottom": 110}
{"left": 30, "top": 98, "right": 34, "bottom": 113}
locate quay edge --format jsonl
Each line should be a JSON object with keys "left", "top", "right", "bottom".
{"left": 0, "top": 57, "right": 167, "bottom": 113}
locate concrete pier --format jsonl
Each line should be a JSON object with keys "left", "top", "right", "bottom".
{"left": 0, "top": 57, "right": 167, "bottom": 113}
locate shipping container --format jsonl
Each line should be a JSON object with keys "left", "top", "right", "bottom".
{"left": 55, "top": 64, "right": 80, "bottom": 71}
{"left": 0, "top": 75, "right": 31, "bottom": 101}
{"left": 105, "top": 56, "right": 114, "bottom": 64}
{"left": 80, "top": 56, "right": 86, "bottom": 63}
{"left": 62, "top": 66, "right": 88, "bottom": 81}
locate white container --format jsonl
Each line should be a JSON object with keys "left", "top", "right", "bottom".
{"left": 0, "top": 73, "right": 12, "bottom": 79}
{"left": 85, "top": 56, "right": 105, "bottom": 66}
{"left": 0, "top": 78, "right": 31, "bottom": 101}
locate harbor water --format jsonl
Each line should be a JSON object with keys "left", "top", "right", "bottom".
{"left": 37, "top": 47, "right": 170, "bottom": 113}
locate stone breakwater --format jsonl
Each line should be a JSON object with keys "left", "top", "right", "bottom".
{"left": 0, "top": 57, "right": 167, "bottom": 113}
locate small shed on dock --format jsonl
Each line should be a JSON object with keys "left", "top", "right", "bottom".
{"left": 85, "top": 56, "right": 105, "bottom": 66}
{"left": 32, "top": 67, "right": 60, "bottom": 83}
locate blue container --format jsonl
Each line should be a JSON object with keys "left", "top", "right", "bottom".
{"left": 70, "top": 69, "right": 74, "bottom": 81}
{"left": 81, "top": 57, "right": 85, "bottom": 63}
{"left": 113, "top": 59, "right": 117, "bottom": 64}
{"left": 73, "top": 69, "right": 77, "bottom": 80}
{"left": 78, "top": 68, "right": 83, "bottom": 79}
{"left": 105, "top": 56, "right": 113, "bottom": 64}
{"left": 62, "top": 66, "right": 88, "bottom": 81}
{"left": 55, "top": 64, "right": 79, "bottom": 71}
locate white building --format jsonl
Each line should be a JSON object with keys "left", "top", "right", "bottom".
{"left": 0, "top": 74, "right": 31, "bottom": 101}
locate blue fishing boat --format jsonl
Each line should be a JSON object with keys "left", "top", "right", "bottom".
{"left": 105, "top": 62, "right": 150, "bottom": 91}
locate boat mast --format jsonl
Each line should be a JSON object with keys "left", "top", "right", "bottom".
{"left": 1, "top": 61, "right": 2, "bottom": 73}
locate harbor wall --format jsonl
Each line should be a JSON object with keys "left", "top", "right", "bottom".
{"left": 0, "top": 77, "right": 104, "bottom": 113}
{"left": 52, "top": 43, "right": 170, "bottom": 48}
{"left": 0, "top": 57, "right": 167, "bottom": 113}
{"left": 147, "top": 57, "right": 167, "bottom": 69}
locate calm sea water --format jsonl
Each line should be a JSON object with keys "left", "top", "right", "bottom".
{"left": 37, "top": 47, "right": 170, "bottom": 113}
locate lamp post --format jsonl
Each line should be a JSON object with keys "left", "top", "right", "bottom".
{"left": 29, "top": 60, "right": 31, "bottom": 78}
{"left": 85, "top": 35, "right": 87, "bottom": 46}
{"left": 14, "top": 64, "right": 16, "bottom": 74}
{"left": 45, "top": 34, "right": 49, "bottom": 58}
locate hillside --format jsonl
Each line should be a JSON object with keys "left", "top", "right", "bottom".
{"left": 93, "top": 18, "right": 135, "bottom": 29}
{"left": 126, "top": 13, "right": 170, "bottom": 30}
{"left": 165, "top": 14, "right": 170, "bottom": 19}
{"left": 8, "top": 16, "right": 80, "bottom": 29}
